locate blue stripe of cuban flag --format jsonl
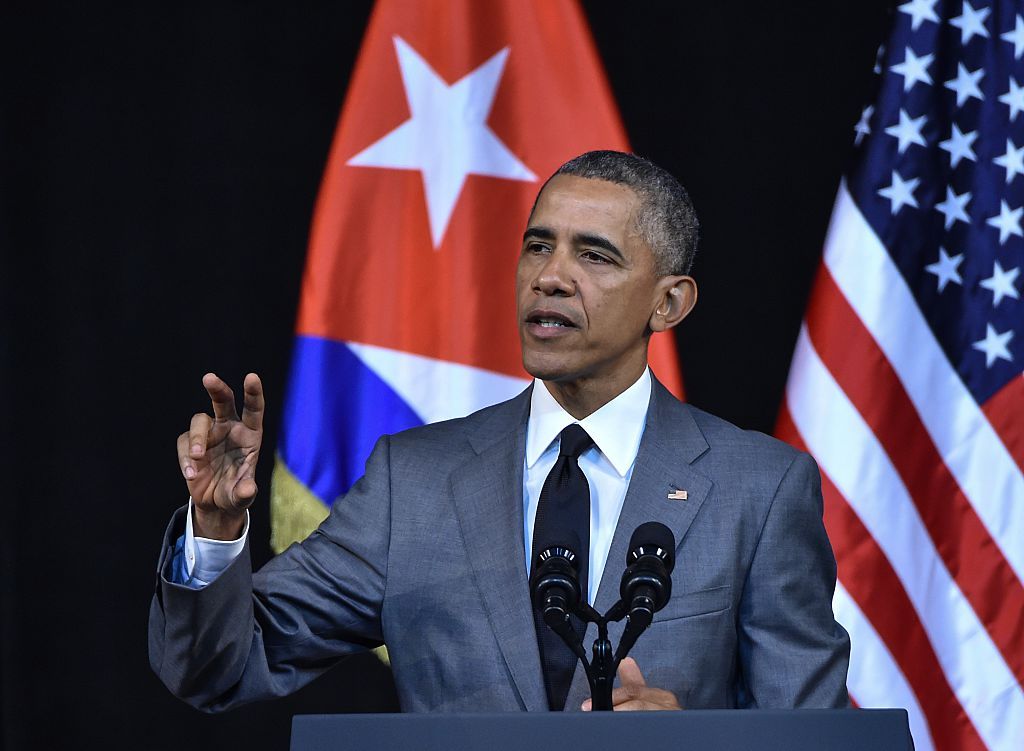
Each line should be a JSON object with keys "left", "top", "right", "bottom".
{"left": 277, "top": 335, "right": 424, "bottom": 505}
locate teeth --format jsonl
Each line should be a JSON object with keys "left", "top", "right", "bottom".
{"left": 538, "top": 320, "right": 567, "bottom": 327}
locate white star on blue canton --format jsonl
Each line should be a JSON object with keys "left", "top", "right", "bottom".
{"left": 890, "top": 48, "right": 934, "bottom": 92}
{"left": 994, "top": 139, "right": 1024, "bottom": 183}
{"left": 944, "top": 63, "right": 985, "bottom": 107}
{"left": 999, "top": 77, "right": 1024, "bottom": 121}
{"left": 980, "top": 261, "right": 1020, "bottom": 306}
{"left": 986, "top": 200, "right": 1024, "bottom": 244}
{"left": 899, "top": 0, "right": 939, "bottom": 30}
{"left": 950, "top": 1, "right": 991, "bottom": 44}
{"left": 347, "top": 36, "right": 537, "bottom": 249}
{"left": 934, "top": 186, "right": 972, "bottom": 229}
{"left": 884, "top": 109, "right": 928, "bottom": 153}
{"left": 878, "top": 170, "right": 920, "bottom": 214}
{"left": 939, "top": 123, "right": 978, "bottom": 167}
{"left": 1002, "top": 15, "right": 1024, "bottom": 60}
{"left": 925, "top": 247, "right": 964, "bottom": 292}
{"left": 972, "top": 324, "right": 1014, "bottom": 367}
{"left": 854, "top": 105, "right": 874, "bottom": 145}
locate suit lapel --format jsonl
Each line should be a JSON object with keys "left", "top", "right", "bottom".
{"left": 565, "top": 379, "right": 714, "bottom": 710}
{"left": 450, "top": 387, "right": 547, "bottom": 711}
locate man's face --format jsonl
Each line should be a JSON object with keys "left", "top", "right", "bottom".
{"left": 516, "top": 174, "right": 665, "bottom": 386}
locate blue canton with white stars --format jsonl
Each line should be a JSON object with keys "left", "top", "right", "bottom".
{"left": 850, "top": 0, "right": 1023, "bottom": 405}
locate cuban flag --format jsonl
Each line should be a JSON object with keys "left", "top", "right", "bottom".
{"left": 270, "top": 0, "right": 684, "bottom": 552}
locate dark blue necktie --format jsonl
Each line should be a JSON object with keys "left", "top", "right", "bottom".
{"left": 531, "top": 423, "right": 594, "bottom": 711}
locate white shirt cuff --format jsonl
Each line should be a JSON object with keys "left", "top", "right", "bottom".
{"left": 184, "top": 499, "right": 249, "bottom": 587}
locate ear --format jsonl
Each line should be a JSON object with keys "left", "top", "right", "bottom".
{"left": 649, "top": 275, "right": 697, "bottom": 332}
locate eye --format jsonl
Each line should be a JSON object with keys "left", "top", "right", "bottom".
{"left": 525, "top": 241, "right": 551, "bottom": 255}
{"left": 582, "top": 250, "right": 611, "bottom": 264}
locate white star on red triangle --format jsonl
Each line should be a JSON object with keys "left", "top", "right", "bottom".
{"left": 348, "top": 36, "right": 537, "bottom": 248}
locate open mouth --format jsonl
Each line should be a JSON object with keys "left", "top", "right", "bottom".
{"left": 525, "top": 310, "right": 578, "bottom": 329}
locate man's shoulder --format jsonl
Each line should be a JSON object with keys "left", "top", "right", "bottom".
{"left": 669, "top": 400, "right": 819, "bottom": 504}
{"left": 678, "top": 399, "right": 806, "bottom": 469}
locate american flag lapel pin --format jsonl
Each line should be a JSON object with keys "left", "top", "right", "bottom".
{"left": 667, "top": 488, "right": 688, "bottom": 501}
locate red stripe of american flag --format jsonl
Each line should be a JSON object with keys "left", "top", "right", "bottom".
{"left": 981, "top": 375, "right": 1024, "bottom": 474}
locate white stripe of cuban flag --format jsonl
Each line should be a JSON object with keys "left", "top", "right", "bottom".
{"left": 346, "top": 342, "right": 529, "bottom": 424}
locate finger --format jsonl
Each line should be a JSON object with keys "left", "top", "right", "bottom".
{"left": 611, "top": 698, "right": 654, "bottom": 712}
{"left": 611, "top": 685, "right": 681, "bottom": 711}
{"left": 177, "top": 433, "right": 197, "bottom": 480}
{"left": 233, "top": 477, "right": 258, "bottom": 505}
{"left": 617, "top": 657, "right": 648, "bottom": 688}
{"left": 240, "top": 373, "right": 265, "bottom": 431}
{"left": 609, "top": 659, "right": 649, "bottom": 708}
{"left": 188, "top": 412, "right": 213, "bottom": 458}
{"left": 231, "top": 453, "right": 258, "bottom": 506}
{"left": 202, "top": 372, "right": 238, "bottom": 421}
{"left": 610, "top": 685, "right": 641, "bottom": 706}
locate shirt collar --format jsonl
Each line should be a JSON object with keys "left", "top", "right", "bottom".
{"left": 526, "top": 368, "right": 652, "bottom": 477}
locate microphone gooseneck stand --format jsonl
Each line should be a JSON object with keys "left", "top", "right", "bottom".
{"left": 574, "top": 599, "right": 624, "bottom": 711}
{"left": 532, "top": 522, "right": 676, "bottom": 711}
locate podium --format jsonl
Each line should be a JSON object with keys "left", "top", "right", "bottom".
{"left": 290, "top": 709, "right": 913, "bottom": 751}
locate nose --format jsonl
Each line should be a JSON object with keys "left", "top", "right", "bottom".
{"left": 533, "top": 246, "right": 576, "bottom": 297}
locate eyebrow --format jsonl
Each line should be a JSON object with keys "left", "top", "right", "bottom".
{"left": 522, "top": 226, "right": 625, "bottom": 261}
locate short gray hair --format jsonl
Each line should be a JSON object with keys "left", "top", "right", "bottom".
{"left": 549, "top": 150, "right": 699, "bottom": 276}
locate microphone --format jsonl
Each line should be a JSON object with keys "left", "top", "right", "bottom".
{"left": 619, "top": 522, "right": 675, "bottom": 630}
{"left": 530, "top": 536, "right": 585, "bottom": 656}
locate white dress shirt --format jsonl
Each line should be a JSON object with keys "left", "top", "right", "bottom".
{"left": 181, "top": 500, "right": 248, "bottom": 588}
{"left": 184, "top": 369, "right": 652, "bottom": 599}
{"left": 523, "top": 368, "right": 650, "bottom": 604}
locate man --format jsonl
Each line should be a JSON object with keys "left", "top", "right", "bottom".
{"left": 151, "top": 151, "right": 850, "bottom": 713}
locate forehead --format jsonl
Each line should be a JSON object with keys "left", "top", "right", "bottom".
{"left": 529, "top": 175, "right": 643, "bottom": 238}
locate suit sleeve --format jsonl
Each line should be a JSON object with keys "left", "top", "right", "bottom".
{"left": 148, "top": 435, "right": 393, "bottom": 712}
{"left": 735, "top": 450, "right": 851, "bottom": 708}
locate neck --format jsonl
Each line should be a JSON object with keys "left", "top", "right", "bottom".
{"left": 542, "top": 362, "right": 647, "bottom": 420}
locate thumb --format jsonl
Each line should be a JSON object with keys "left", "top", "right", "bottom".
{"left": 618, "top": 657, "right": 647, "bottom": 688}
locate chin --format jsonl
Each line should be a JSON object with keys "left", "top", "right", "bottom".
{"left": 521, "top": 351, "right": 581, "bottom": 383}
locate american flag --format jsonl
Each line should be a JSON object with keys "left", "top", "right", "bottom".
{"left": 776, "top": 2, "right": 1024, "bottom": 749}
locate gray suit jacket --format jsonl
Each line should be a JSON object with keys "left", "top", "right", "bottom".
{"left": 149, "top": 379, "right": 850, "bottom": 712}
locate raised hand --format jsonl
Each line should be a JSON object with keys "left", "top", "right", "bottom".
{"left": 176, "top": 372, "right": 265, "bottom": 540}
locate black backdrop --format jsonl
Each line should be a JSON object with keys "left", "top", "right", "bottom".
{"left": 1, "top": 2, "right": 892, "bottom": 749}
